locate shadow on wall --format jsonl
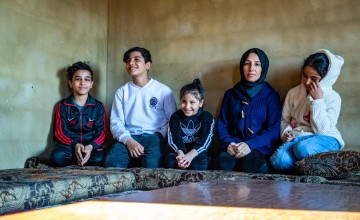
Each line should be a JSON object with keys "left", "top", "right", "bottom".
{"left": 268, "top": 68, "right": 301, "bottom": 103}
{"left": 39, "top": 62, "right": 102, "bottom": 158}
{"left": 39, "top": 67, "right": 67, "bottom": 157}
{"left": 200, "top": 60, "right": 240, "bottom": 158}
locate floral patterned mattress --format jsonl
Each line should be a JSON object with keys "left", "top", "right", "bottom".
{"left": 1, "top": 153, "right": 359, "bottom": 215}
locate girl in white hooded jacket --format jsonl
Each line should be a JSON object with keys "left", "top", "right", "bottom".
{"left": 271, "top": 49, "right": 345, "bottom": 172}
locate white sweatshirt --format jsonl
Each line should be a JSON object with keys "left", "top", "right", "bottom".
{"left": 110, "top": 78, "right": 177, "bottom": 144}
{"left": 281, "top": 49, "right": 345, "bottom": 148}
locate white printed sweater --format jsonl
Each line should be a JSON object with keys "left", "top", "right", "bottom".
{"left": 281, "top": 49, "right": 345, "bottom": 148}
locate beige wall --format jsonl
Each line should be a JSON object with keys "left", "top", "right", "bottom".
{"left": 1, "top": 0, "right": 359, "bottom": 169}
{"left": 0, "top": 0, "right": 108, "bottom": 169}
{"left": 107, "top": 0, "right": 360, "bottom": 154}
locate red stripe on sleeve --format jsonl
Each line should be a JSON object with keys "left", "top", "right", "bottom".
{"left": 94, "top": 104, "right": 107, "bottom": 145}
{"left": 54, "top": 103, "right": 73, "bottom": 145}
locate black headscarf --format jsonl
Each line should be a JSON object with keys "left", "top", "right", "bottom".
{"left": 239, "top": 48, "right": 269, "bottom": 100}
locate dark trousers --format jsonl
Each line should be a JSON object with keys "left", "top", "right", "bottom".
{"left": 104, "top": 133, "right": 164, "bottom": 168}
{"left": 165, "top": 151, "right": 209, "bottom": 170}
{"left": 216, "top": 150, "right": 270, "bottom": 174}
{"left": 50, "top": 144, "right": 105, "bottom": 167}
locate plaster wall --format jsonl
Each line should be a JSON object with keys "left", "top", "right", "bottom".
{"left": 107, "top": 0, "right": 360, "bottom": 155}
{"left": 0, "top": 0, "right": 108, "bottom": 169}
{"left": 1, "top": 0, "right": 359, "bottom": 169}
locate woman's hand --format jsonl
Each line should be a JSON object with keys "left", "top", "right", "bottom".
{"left": 235, "top": 142, "right": 251, "bottom": 158}
{"left": 227, "top": 142, "right": 238, "bottom": 156}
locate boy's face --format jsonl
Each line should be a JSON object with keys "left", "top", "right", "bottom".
{"left": 68, "top": 70, "right": 93, "bottom": 96}
{"left": 125, "top": 51, "right": 151, "bottom": 77}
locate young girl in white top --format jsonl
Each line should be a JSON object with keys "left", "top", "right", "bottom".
{"left": 271, "top": 49, "right": 345, "bottom": 172}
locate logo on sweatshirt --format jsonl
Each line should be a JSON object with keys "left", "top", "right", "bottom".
{"left": 149, "top": 97, "right": 158, "bottom": 109}
{"left": 180, "top": 120, "right": 201, "bottom": 143}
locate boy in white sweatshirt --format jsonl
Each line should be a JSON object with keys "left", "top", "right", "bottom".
{"left": 104, "top": 47, "right": 176, "bottom": 168}
{"left": 271, "top": 49, "right": 345, "bottom": 172}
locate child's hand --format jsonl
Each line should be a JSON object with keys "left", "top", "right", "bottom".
{"left": 282, "top": 130, "right": 295, "bottom": 142}
{"left": 81, "top": 145, "right": 93, "bottom": 165}
{"left": 75, "top": 144, "right": 93, "bottom": 166}
{"left": 176, "top": 150, "right": 186, "bottom": 169}
{"left": 307, "top": 80, "right": 323, "bottom": 100}
{"left": 75, "top": 143, "right": 85, "bottom": 166}
{"left": 177, "top": 150, "right": 198, "bottom": 169}
{"left": 125, "top": 138, "right": 144, "bottom": 158}
{"left": 235, "top": 142, "right": 251, "bottom": 158}
{"left": 176, "top": 150, "right": 185, "bottom": 160}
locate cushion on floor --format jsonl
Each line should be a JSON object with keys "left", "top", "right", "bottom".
{"left": 295, "top": 150, "right": 360, "bottom": 179}
{"left": 0, "top": 168, "right": 135, "bottom": 215}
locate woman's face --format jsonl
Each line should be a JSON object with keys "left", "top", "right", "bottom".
{"left": 243, "top": 52, "right": 262, "bottom": 83}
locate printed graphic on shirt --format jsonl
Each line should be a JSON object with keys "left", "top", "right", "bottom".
{"left": 180, "top": 120, "right": 201, "bottom": 143}
{"left": 303, "top": 111, "right": 311, "bottom": 122}
{"left": 149, "top": 97, "right": 158, "bottom": 109}
{"left": 87, "top": 118, "right": 95, "bottom": 127}
{"left": 68, "top": 119, "right": 77, "bottom": 126}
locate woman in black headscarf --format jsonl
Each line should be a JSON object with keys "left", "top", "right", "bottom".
{"left": 216, "top": 48, "right": 281, "bottom": 173}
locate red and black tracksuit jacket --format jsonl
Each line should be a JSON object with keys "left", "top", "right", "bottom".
{"left": 53, "top": 94, "right": 106, "bottom": 149}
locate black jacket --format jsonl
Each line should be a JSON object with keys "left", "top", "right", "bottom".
{"left": 167, "top": 108, "right": 214, "bottom": 154}
{"left": 53, "top": 94, "right": 106, "bottom": 149}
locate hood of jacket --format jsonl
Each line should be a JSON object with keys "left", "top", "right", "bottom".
{"left": 316, "top": 49, "right": 344, "bottom": 89}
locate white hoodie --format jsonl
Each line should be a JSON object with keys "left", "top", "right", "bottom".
{"left": 281, "top": 49, "right": 345, "bottom": 148}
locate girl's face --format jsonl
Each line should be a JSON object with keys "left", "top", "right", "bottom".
{"left": 69, "top": 70, "right": 93, "bottom": 96}
{"left": 125, "top": 51, "right": 151, "bottom": 77}
{"left": 243, "top": 52, "right": 262, "bottom": 83}
{"left": 180, "top": 93, "right": 204, "bottom": 116}
{"left": 302, "top": 66, "right": 322, "bottom": 89}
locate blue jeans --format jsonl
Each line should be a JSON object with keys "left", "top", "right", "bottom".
{"left": 165, "top": 152, "right": 209, "bottom": 170}
{"left": 271, "top": 134, "right": 341, "bottom": 172}
{"left": 104, "top": 133, "right": 164, "bottom": 168}
{"left": 216, "top": 150, "right": 270, "bottom": 174}
{"left": 50, "top": 144, "right": 105, "bottom": 167}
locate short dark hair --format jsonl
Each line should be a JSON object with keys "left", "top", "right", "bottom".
{"left": 302, "top": 53, "right": 329, "bottom": 78}
{"left": 180, "top": 78, "right": 204, "bottom": 101}
{"left": 123, "top": 47, "right": 152, "bottom": 63}
{"left": 67, "top": 61, "right": 93, "bottom": 81}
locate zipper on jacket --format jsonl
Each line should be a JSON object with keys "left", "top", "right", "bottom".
{"left": 79, "top": 107, "right": 83, "bottom": 143}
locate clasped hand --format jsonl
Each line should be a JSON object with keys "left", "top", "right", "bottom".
{"left": 227, "top": 142, "right": 251, "bottom": 158}
{"left": 75, "top": 143, "right": 93, "bottom": 166}
{"left": 176, "top": 150, "right": 198, "bottom": 169}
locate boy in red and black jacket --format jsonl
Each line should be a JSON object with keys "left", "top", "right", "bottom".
{"left": 50, "top": 61, "right": 106, "bottom": 167}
